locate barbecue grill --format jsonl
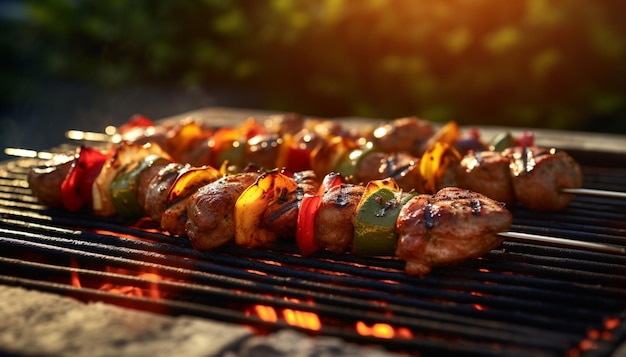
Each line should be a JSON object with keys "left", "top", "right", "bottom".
{"left": 1, "top": 108, "right": 625, "bottom": 356}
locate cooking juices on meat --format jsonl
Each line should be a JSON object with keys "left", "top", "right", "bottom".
{"left": 25, "top": 113, "right": 585, "bottom": 275}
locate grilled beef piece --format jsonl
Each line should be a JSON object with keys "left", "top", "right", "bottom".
{"left": 160, "top": 200, "right": 188, "bottom": 237}
{"left": 135, "top": 165, "right": 169, "bottom": 213}
{"left": 395, "top": 187, "right": 512, "bottom": 276}
{"left": 366, "top": 117, "right": 435, "bottom": 156}
{"left": 264, "top": 113, "right": 306, "bottom": 136}
{"left": 355, "top": 152, "right": 424, "bottom": 192}
{"left": 455, "top": 151, "right": 516, "bottom": 207}
{"left": 246, "top": 134, "right": 282, "bottom": 170}
{"left": 27, "top": 155, "right": 74, "bottom": 208}
{"left": 139, "top": 163, "right": 185, "bottom": 221}
{"left": 160, "top": 168, "right": 224, "bottom": 237}
{"left": 185, "top": 173, "right": 258, "bottom": 250}
{"left": 262, "top": 170, "right": 319, "bottom": 238}
{"left": 314, "top": 183, "right": 366, "bottom": 253}
{"left": 503, "top": 146, "right": 583, "bottom": 211}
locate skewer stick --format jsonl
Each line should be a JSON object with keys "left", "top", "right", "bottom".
{"left": 3, "top": 148, "right": 55, "bottom": 160}
{"left": 66, "top": 130, "right": 121, "bottom": 143}
{"left": 498, "top": 231, "right": 626, "bottom": 255}
{"left": 561, "top": 188, "right": 626, "bottom": 200}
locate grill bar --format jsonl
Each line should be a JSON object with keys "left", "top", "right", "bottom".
{"left": 0, "top": 217, "right": 621, "bottom": 352}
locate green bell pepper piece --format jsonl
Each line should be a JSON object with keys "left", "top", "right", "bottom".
{"left": 110, "top": 155, "right": 170, "bottom": 218}
{"left": 353, "top": 188, "right": 416, "bottom": 256}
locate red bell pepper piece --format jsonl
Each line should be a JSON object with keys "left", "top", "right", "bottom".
{"left": 276, "top": 134, "right": 313, "bottom": 172}
{"left": 319, "top": 172, "right": 343, "bottom": 195}
{"left": 60, "top": 146, "right": 108, "bottom": 212}
{"left": 296, "top": 193, "right": 322, "bottom": 256}
{"left": 118, "top": 114, "right": 155, "bottom": 134}
{"left": 516, "top": 131, "right": 535, "bottom": 147}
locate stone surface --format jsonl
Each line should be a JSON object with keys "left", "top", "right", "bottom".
{"left": 231, "top": 329, "right": 396, "bottom": 357}
{"left": 0, "top": 285, "right": 400, "bottom": 357}
{"left": 0, "top": 285, "right": 251, "bottom": 357}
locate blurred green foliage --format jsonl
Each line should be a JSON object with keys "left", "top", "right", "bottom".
{"left": 7, "top": 0, "right": 626, "bottom": 133}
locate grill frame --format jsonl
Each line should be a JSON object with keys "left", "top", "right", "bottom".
{"left": 1, "top": 109, "right": 626, "bottom": 356}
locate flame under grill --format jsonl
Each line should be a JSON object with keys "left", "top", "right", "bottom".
{"left": 1, "top": 143, "right": 626, "bottom": 356}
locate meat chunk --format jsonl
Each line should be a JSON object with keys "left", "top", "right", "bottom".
{"left": 264, "top": 113, "right": 305, "bottom": 136}
{"left": 160, "top": 200, "right": 188, "bottom": 237}
{"left": 139, "top": 163, "right": 185, "bottom": 221}
{"left": 246, "top": 134, "right": 281, "bottom": 170}
{"left": 395, "top": 187, "right": 512, "bottom": 276}
{"left": 185, "top": 173, "right": 258, "bottom": 250}
{"left": 27, "top": 155, "right": 74, "bottom": 208}
{"left": 367, "top": 117, "right": 435, "bottom": 156}
{"left": 455, "top": 151, "right": 516, "bottom": 207}
{"left": 315, "top": 184, "right": 365, "bottom": 253}
{"left": 355, "top": 152, "right": 424, "bottom": 193}
{"left": 159, "top": 166, "right": 223, "bottom": 237}
{"left": 503, "top": 146, "right": 583, "bottom": 211}
{"left": 135, "top": 165, "right": 169, "bottom": 214}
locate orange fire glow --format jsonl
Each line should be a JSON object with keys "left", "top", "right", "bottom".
{"left": 283, "top": 308, "right": 321, "bottom": 331}
{"left": 356, "top": 321, "right": 413, "bottom": 339}
{"left": 68, "top": 261, "right": 177, "bottom": 299}
{"left": 70, "top": 259, "right": 81, "bottom": 288}
{"left": 604, "top": 317, "right": 620, "bottom": 330}
{"left": 568, "top": 316, "right": 623, "bottom": 356}
{"left": 248, "top": 300, "right": 321, "bottom": 331}
{"left": 101, "top": 267, "right": 172, "bottom": 298}
{"left": 254, "top": 305, "right": 278, "bottom": 322}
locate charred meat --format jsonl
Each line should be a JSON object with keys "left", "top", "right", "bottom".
{"left": 503, "top": 146, "right": 583, "bottom": 211}
{"left": 395, "top": 187, "right": 512, "bottom": 276}
{"left": 185, "top": 173, "right": 258, "bottom": 250}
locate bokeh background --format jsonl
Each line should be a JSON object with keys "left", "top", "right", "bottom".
{"left": 2, "top": 0, "right": 626, "bottom": 160}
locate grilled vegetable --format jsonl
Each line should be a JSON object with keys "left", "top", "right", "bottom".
{"left": 167, "top": 165, "right": 222, "bottom": 205}
{"left": 234, "top": 170, "right": 299, "bottom": 248}
{"left": 92, "top": 142, "right": 171, "bottom": 216}
{"left": 420, "top": 142, "right": 462, "bottom": 193}
{"left": 109, "top": 154, "right": 170, "bottom": 218}
{"left": 334, "top": 142, "right": 375, "bottom": 181}
{"left": 296, "top": 193, "right": 322, "bottom": 256}
{"left": 61, "top": 146, "right": 109, "bottom": 212}
{"left": 276, "top": 133, "right": 314, "bottom": 173}
{"left": 353, "top": 180, "right": 416, "bottom": 255}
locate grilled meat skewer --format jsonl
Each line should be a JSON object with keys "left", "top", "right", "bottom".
{"left": 26, "top": 145, "right": 513, "bottom": 276}
{"left": 65, "top": 113, "right": 585, "bottom": 211}
{"left": 451, "top": 146, "right": 583, "bottom": 211}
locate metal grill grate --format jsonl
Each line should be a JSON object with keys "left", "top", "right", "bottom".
{"left": 1, "top": 147, "right": 626, "bottom": 356}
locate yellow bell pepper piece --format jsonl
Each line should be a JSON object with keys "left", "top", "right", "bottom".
{"left": 235, "top": 171, "right": 298, "bottom": 248}
{"left": 355, "top": 178, "right": 400, "bottom": 214}
{"left": 420, "top": 142, "right": 462, "bottom": 194}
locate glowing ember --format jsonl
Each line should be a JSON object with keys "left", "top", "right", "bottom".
{"left": 578, "top": 338, "right": 598, "bottom": 351}
{"left": 100, "top": 267, "right": 171, "bottom": 298}
{"left": 472, "top": 304, "right": 488, "bottom": 311}
{"left": 70, "top": 259, "right": 81, "bottom": 288}
{"left": 283, "top": 309, "right": 321, "bottom": 331}
{"left": 69, "top": 260, "right": 178, "bottom": 299}
{"left": 604, "top": 317, "right": 620, "bottom": 330}
{"left": 356, "top": 321, "right": 413, "bottom": 339}
{"left": 249, "top": 303, "right": 321, "bottom": 331}
{"left": 254, "top": 305, "right": 278, "bottom": 322}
